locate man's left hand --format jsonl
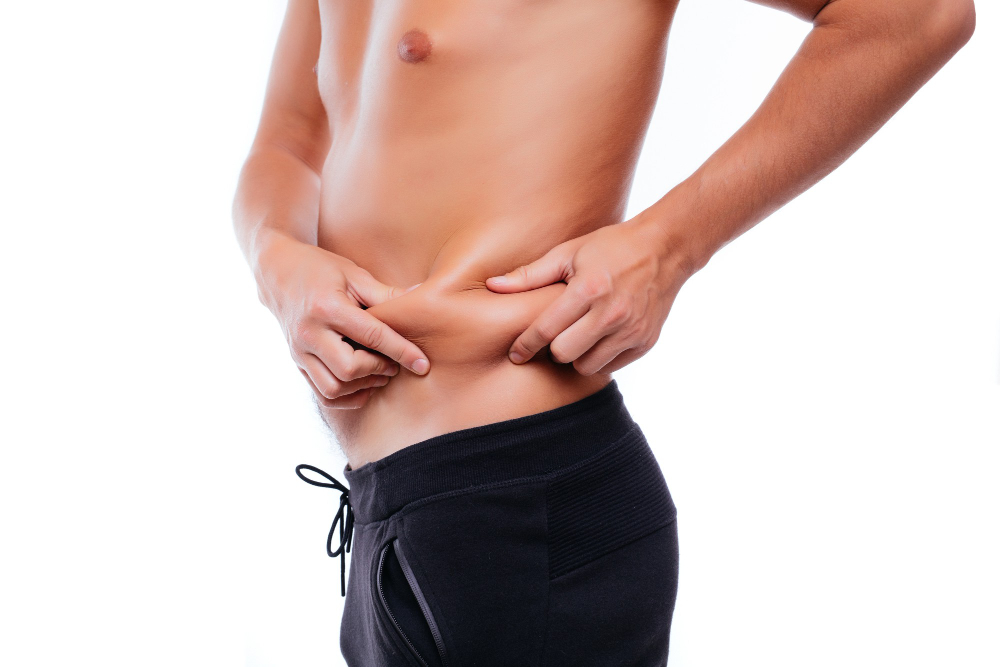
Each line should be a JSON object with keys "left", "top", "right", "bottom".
{"left": 485, "top": 217, "right": 695, "bottom": 375}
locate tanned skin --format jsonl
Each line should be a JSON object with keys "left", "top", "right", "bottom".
{"left": 234, "top": 0, "right": 975, "bottom": 470}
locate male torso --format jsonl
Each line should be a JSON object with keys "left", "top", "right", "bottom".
{"left": 315, "top": 0, "right": 679, "bottom": 466}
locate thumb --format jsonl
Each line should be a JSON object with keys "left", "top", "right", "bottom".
{"left": 486, "top": 245, "right": 572, "bottom": 293}
{"left": 348, "top": 268, "right": 407, "bottom": 307}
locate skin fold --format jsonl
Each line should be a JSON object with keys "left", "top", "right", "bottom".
{"left": 233, "top": 0, "right": 975, "bottom": 468}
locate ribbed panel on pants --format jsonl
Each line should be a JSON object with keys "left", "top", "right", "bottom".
{"left": 546, "top": 428, "right": 677, "bottom": 580}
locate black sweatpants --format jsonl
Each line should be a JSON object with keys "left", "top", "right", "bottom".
{"left": 296, "top": 380, "right": 679, "bottom": 667}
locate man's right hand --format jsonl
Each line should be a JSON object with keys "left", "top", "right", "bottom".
{"left": 255, "top": 232, "right": 430, "bottom": 409}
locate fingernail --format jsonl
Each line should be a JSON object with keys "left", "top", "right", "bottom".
{"left": 411, "top": 358, "right": 430, "bottom": 375}
{"left": 488, "top": 276, "right": 508, "bottom": 285}
{"left": 509, "top": 351, "right": 524, "bottom": 364}
{"left": 405, "top": 283, "right": 422, "bottom": 293}
{"left": 375, "top": 376, "right": 390, "bottom": 387}
{"left": 386, "top": 364, "right": 400, "bottom": 376}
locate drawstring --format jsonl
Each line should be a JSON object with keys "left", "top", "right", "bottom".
{"left": 295, "top": 464, "right": 355, "bottom": 597}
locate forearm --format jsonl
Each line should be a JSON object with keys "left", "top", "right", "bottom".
{"left": 232, "top": 143, "right": 324, "bottom": 284}
{"left": 646, "top": 0, "right": 975, "bottom": 273}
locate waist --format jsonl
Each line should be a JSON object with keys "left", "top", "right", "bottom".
{"left": 322, "top": 263, "right": 611, "bottom": 465}
{"left": 316, "top": 194, "right": 618, "bottom": 465}
{"left": 326, "top": 339, "right": 611, "bottom": 469}
{"left": 342, "top": 379, "right": 636, "bottom": 524}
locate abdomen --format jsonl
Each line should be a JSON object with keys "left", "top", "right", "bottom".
{"left": 312, "top": 0, "right": 676, "bottom": 460}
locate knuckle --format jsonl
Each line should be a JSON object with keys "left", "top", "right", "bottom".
{"left": 294, "top": 321, "right": 318, "bottom": 348}
{"left": 339, "top": 359, "right": 360, "bottom": 381}
{"left": 319, "top": 379, "right": 342, "bottom": 400}
{"left": 577, "top": 274, "right": 612, "bottom": 300}
{"left": 637, "top": 333, "right": 656, "bottom": 354}
{"left": 304, "top": 298, "right": 331, "bottom": 321}
{"left": 359, "top": 322, "right": 385, "bottom": 351}
{"left": 603, "top": 299, "right": 630, "bottom": 327}
{"left": 533, "top": 323, "right": 559, "bottom": 344}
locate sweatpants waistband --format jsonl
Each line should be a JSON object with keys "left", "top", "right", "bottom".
{"left": 342, "top": 379, "right": 638, "bottom": 524}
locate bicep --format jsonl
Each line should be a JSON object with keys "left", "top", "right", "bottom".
{"left": 253, "top": 0, "right": 329, "bottom": 171}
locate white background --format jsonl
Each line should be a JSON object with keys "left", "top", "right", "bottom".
{"left": 1, "top": 1, "right": 996, "bottom": 666}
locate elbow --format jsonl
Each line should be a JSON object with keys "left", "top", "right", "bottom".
{"left": 920, "top": 0, "right": 976, "bottom": 55}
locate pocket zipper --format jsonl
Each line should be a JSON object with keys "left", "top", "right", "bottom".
{"left": 393, "top": 538, "right": 448, "bottom": 666}
{"left": 377, "top": 539, "right": 448, "bottom": 667}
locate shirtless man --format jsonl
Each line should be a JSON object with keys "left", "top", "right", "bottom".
{"left": 233, "top": 1, "right": 974, "bottom": 664}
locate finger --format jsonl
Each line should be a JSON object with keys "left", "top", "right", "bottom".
{"left": 548, "top": 293, "right": 633, "bottom": 364}
{"left": 570, "top": 334, "right": 635, "bottom": 376}
{"left": 328, "top": 387, "right": 376, "bottom": 410}
{"left": 508, "top": 289, "right": 591, "bottom": 364}
{"left": 310, "top": 329, "right": 400, "bottom": 382}
{"left": 346, "top": 268, "right": 408, "bottom": 308}
{"left": 299, "top": 354, "right": 342, "bottom": 400}
{"left": 300, "top": 365, "right": 390, "bottom": 405}
{"left": 546, "top": 309, "right": 613, "bottom": 365}
{"left": 309, "top": 374, "right": 378, "bottom": 410}
{"left": 486, "top": 244, "right": 573, "bottom": 294}
{"left": 599, "top": 346, "right": 648, "bottom": 375}
{"left": 335, "top": 308, "right": 430, "bottom": 375}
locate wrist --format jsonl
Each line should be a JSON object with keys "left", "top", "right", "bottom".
{"left": 633, "top": 185, "right": 716, "bottom": 279}
{"left": 250, "top": 228, "right": 306, "bottom": 314}
{"left": 251, "top": 227, "right": 297, "bottom": 283}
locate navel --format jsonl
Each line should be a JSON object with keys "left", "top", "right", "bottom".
{"left": 397, "top": 29, "right": 432, "bottom": 63}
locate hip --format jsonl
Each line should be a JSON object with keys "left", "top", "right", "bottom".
{"left": 334, "top": 380, "right": 679, "bottom": 666}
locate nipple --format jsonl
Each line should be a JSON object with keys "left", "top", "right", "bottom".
{"left": 397, "top": 29, "right": 432, "bottom": 63}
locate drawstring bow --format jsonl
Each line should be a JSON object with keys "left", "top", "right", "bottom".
{"left": 295, "top": 464, "right": 355, "bottom": 597}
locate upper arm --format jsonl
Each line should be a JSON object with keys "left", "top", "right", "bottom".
{"left": 252, "top": 0, "right": 329, "bottom": 173}
{"left": 745, "top": 0, "right": 832, "bottom": 22}
{"left": 747, "top": 0, "right": 975, "bottom": 42}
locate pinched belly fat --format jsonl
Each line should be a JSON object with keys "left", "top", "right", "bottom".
{"left": 362, "top": 273, "right": 567, "bottom": 369}
{"left": 323, "top": 267, "right": 610, "bottom": 465}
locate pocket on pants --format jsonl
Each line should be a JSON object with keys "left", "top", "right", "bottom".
{"left": 374, "top": 537, "right": 448, "bottom": 667}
